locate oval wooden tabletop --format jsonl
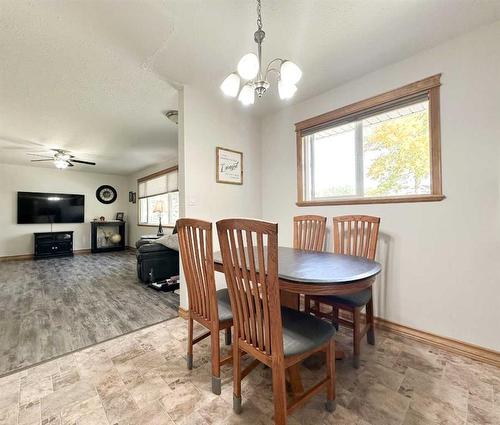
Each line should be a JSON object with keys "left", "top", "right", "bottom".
{"left": 213, "top": 246, "right": 381, "bottom": 284}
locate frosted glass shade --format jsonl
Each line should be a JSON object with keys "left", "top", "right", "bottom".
{"left": 220, "top": 73, "right": 240, "bottom": 97}
{"left": 237, "top": 53, "right": 259, "bottom": 80}
{"left": 54, "top": 159, "right": 68, "bottom": 169}
{"left": 280, "top": 61, "right": 302, "bottom": 85}
{"left": 238, "top": 84, "right": 255, "bottom": 106}
{"left": 278, "top": 80, "right": 297, "bottom": 100}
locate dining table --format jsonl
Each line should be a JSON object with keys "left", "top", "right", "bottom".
{"left": 213, "top": 246, "right": 382, "bottom": 394}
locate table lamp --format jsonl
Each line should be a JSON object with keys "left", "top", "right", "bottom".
{"left": 152, "top": 200, "right": 165, "bottom": 236}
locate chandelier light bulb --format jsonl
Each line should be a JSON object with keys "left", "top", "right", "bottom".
{"left": 278, "top": 79, "right": 297, "bottom": 100}
{"left": 221, "top": 1, "right": 301, "bottom": 105}
{"left": 54, "top": 159, "right": 68, "bottom": 169}
{"left": 238, "top": 84, "right": 255, "bottom": 106}
{"left": 280, "top": 61, "right": 302, "bottom": 85}
{"left": 237, "top": 53, "right": 259, "bottom": 80}
{"left": 220, "top": 73, "right": 241, "bottom": 97}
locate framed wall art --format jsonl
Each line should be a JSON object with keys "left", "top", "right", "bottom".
{"left": 216, "top": 147, "right": 243, "bottom": 185}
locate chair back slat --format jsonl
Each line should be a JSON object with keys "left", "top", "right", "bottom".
{"left": 177, "top": 219, "right": 217, "bottom": 322}
{"left": 332, "top": 215, "right": 380, "bottom": 260}
{"left": 293, "top": 215, "right": 327, "bottom": 252}
{"left": 217, "top": 219, "right": 281, "bottom": 357}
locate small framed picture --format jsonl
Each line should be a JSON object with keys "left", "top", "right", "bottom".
{"left": 216, "top": 147, "right": 243, "bottom": 185}
{"left": 115, "top": 212, "right": 124, "bottom": 221}
{"left": 132, "top": 192, "right": 136, "bottom": 204}
{"left": 128, "top": 191, "right": 133, "bottom": 202}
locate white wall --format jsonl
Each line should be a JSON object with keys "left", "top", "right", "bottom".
{"left": 178, "top": 85, "right": 262, "bottom": 308}
{"left": 260, "top": 22, "right": 500, "bottom": 351}
{"left": 126, "top": 158, "right": 178, "bottom": 246}
{"left": 0, "top": 163, "right": 128, "bottom": 256}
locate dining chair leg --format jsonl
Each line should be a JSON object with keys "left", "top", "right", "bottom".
{"left": 352, "top": 308, "right": 361, "bottom": 369}
{"left": 187, "top": 316, "right": 193, "bottom": 370}
{"left": 233, "top": 343, "right": 242, "bottom": 414}
{"left": 225, "top": 327, "right": 232, "bottom": 346}
{"left": 271, "top": 361, "right": 287, "bottom": 425}
{"left": 366, "top": 297, "right": 375, "bottom": 346}
{"left": 211, "top": 327, "right": 221, "bottom": 395}
{"left": 325, "top": 338, "right": 336, "bottom": 412}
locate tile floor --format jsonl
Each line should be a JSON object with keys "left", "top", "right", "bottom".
{"left": 0, "top": 317, "right": 499, "bottom": 425}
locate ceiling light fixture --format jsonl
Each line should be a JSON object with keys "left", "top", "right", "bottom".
{"left": 220, "top": 0, "right": 302, "bottom": 105}
{"left": 164, "top": 110, "right": 179, "bottom": 125}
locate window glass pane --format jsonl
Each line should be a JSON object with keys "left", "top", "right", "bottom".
{"left": 312, "top": 125, "right": 356, "bottom": 198}
{"left": 362, "top": 100, "right": 430, "bottom": 196}
{"left": 146, "top": 193, "right": 168, "bottom": 225}
{"left": 168, "top": 191, "right": 179, "bottom": 225}
{"left": 304, "top": 99, "right": 431, "bottom": 201}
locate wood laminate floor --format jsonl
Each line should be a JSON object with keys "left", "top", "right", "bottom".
{"left": 0, "top": 251, "right": 178, "bottom": 377}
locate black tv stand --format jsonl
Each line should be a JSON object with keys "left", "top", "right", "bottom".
{"left": 34, "top": 231, "right": 74, "bottom": 260}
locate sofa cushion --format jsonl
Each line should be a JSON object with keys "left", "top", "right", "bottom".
{"left": 137, "top": 243, "right": 171, "bottom": 254}
{"left": 154, "top": 234, "right": 179, "bottom": 251}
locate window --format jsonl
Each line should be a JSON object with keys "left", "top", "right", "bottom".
{"left": 295, "top": 75, "right": 444, "bottom": 205}
{"left": 138, "top": 167, "right": 179, "bottom": 226}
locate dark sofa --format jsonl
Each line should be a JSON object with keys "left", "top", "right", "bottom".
{"left": 136, "top": 228, "right": 179, "bottom": 283}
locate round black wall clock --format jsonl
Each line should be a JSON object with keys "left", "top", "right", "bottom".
{"left": 96, "top": 185, "right": 117, "bottom": 204}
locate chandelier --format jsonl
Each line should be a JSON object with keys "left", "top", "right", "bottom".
{"left": 220, "top": 0, "right": 302, "bottom": 106}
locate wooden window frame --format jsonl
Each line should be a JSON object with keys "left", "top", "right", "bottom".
{"left": 137, "top": 165, "right": 179, "bottom": 227}
{"left": 295, "top": 74, "right": 444, "bottom": 206}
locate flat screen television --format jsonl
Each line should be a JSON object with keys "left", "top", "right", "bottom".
{"left": 17, "top": 192, "right": 85, "bottom": 224}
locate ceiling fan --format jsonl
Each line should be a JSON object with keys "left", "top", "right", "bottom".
{"left": 28, "top": 149, "right": 96, "bottom": 169}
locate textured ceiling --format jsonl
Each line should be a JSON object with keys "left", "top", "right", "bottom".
{"left": 1, "top": 1, "right": 500, "bottom": 175}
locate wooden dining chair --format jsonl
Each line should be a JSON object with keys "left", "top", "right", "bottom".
{"left": 217, "top": 218, "right": 336, "bottom": 425}
{"left": 293, "top": 215, "right": 327, "bottom": 251}
{"left": 177, "top": 218, "right": 233, "bottom": 395}
{"left": 305, "top": 215, "right": 380, "bottom": 368}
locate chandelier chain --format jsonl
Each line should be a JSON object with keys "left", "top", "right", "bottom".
{"left": 256, "top": 0, "right": 262, "bottom": 30}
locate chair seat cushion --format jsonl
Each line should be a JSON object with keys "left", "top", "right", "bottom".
{"left": 216, "top": 288, "right": 233, "bottom": 323}
{"left": 282, "top": 307, "right": 336, "bottom": 357}
{"left": 321, "top": 288, "right": 372, "bottom": 308}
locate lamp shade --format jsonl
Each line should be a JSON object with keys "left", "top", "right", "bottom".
{"left": 220, "top": 73, "right": 240, "bottom": 97}
{"left": 280, "top": 61, "right": 302, "bottom": 85}
{"left": 238, "top": 84, "right": 255, "bottom": 106}
{"left": 278, "top": 79, "right": 297, "bottom": 100}
{"left": 152, "top": 200, "right": 165, "bottom": 213}
{"left": 237, "top": 53, "right": 259, "bottom": 80}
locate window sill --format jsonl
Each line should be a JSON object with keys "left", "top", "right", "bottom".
{"left": 296, "top": 194, "right": 445, "bottom": 207}
{"left": 137, "top": 224, "right": 175, "bottom": 228}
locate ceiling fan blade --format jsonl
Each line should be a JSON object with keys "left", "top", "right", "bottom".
{"left": 71, "top": 159, "right": 96, "bottom": 165}
{"left": 31, "top": 159, "right": 54, "bottom": 162}
{"left": 27, "top": 153, "right": 53, "bottom": 158}
{"left": 67, "top": 161, "right": 74, "bottom": 167}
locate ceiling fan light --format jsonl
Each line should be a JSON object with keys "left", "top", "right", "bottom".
{"left": 237, "top": 53, "right": 259, "bottom": 80}
{"left": 238, "top": 84, "right": 255, "bottom": 106}
{"left": 54, "top": 159, "right": 68, "bottom": 169}
{"left": 220, "top": 73, "right": 241, "bottom": 97}
{"left": 280, "top": 61, "right": 302, "bottom": 85}
{"left": 278, "top": 80, "right": 297, "bottom": 100}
